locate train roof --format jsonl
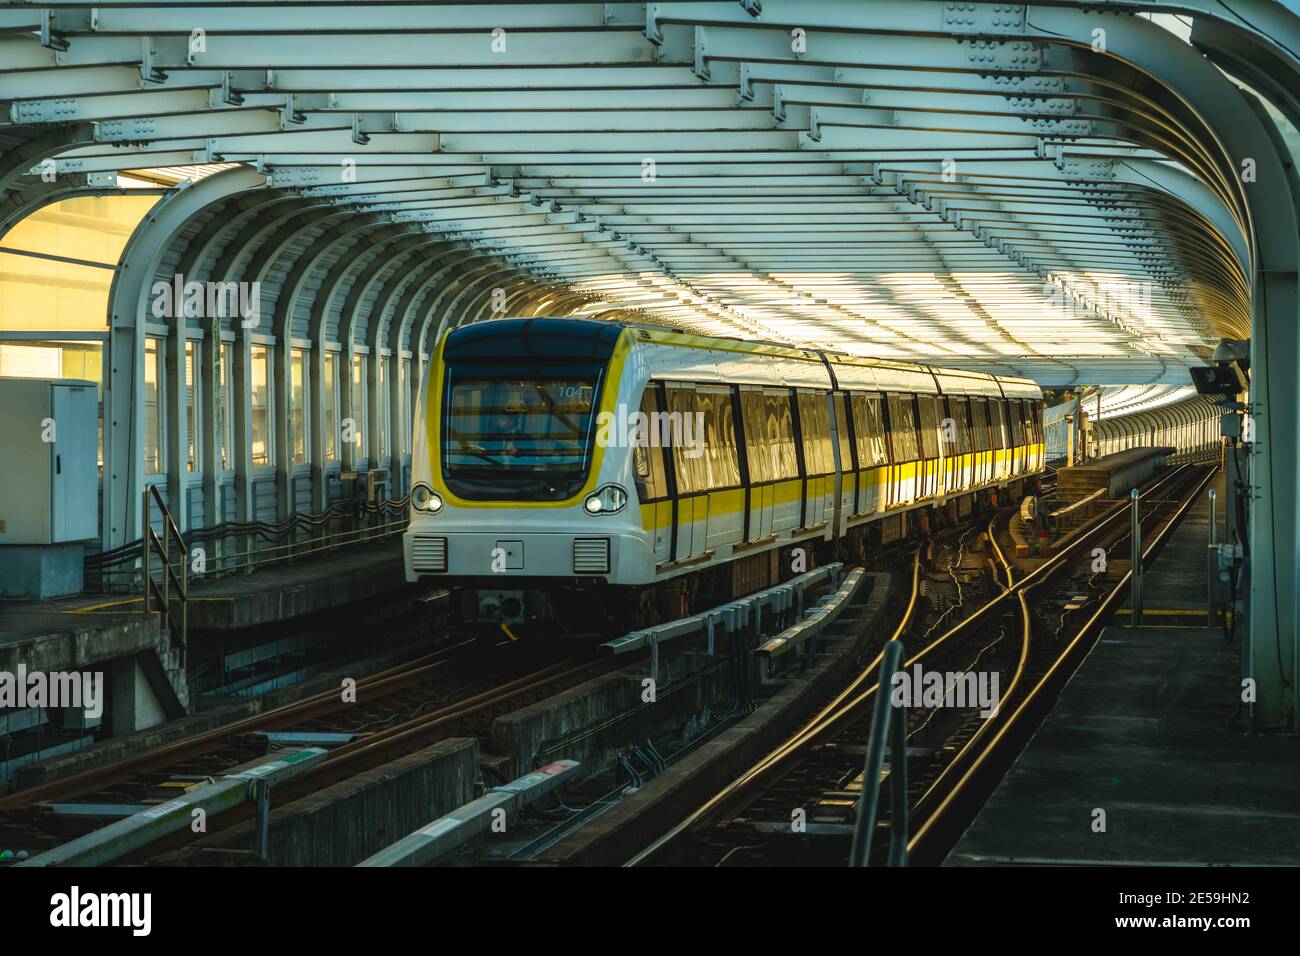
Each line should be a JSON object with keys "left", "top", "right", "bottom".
{"left": 457, "top": 316, "right": 1043, "bottom": 396}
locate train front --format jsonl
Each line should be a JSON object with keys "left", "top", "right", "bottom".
{"left": 403, "top": 318, "right": 653, "bottom": 638}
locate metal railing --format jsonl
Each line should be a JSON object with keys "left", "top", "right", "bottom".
{"left": 89, "top": 494, "right": 410, "bottom": 591}
{"left": 849, "top": 638, "right": 909, "bottom": 867}
{"left": 142, "top": 485, "right": 188, "bottom": 663}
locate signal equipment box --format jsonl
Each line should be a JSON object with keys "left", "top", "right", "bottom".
{"left": 0, "top": 377, "right": 99, "bottom": 545}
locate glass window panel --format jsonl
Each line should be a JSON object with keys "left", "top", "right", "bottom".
{"left": 766, "top": 391, "right": 798, "bottom": 480}
{"left": 184, "top": 341, "right": 199, "bottom": 472}
{"left": 948, "top": 397, "right": 972, "bottom": 455}
{"left": 399, "top": 358, "right": 410, "bottom": 455}
{"left": 251, "top": 345, "right": 272, "bottom": 467}
{"left": 918, "top": 395, "right": 941, "bottom": 459}
{"left": 972, "top": 398, "right": 991, "bottom": 452}
{"left": 3, "top": 194, "right": 159, "bottom": 265}
{"left": 0, "top": 195, "right": 158, "bottom": 333}
{"left": 698, "top": 386, "right": 739, "bottom": 488}
{"left": 291, "top": 349, "right": 308, "bottom": 466}
{"left": 852, "top": 393, "right": 888, "bottom": 468}
{"left": 887, "top": 393, "right": 919, "bottom": 463}
{"left": 667, "top": 387, "right": 705, "bottom": 493}
{"left": 834, "top": 393, "right": 852, "bottom": 471}
{"left": 352, "top": 354, "right": 366, "bottom": 460}
{"left": 323, "top": 352, "right": 338, "bottom": 462}
{"left": 739, "top": 390, "right": 770, "bottom": 484}
{"left": 634, "top": 385, "right": 668, "bottom": 501}
{"left": 218, "top": 343, "right": 234, "bottom": 470}
{"left": 144, "top": 339, "right": 163, "bottom": 475}
{"left": 377, "top": 357, "right": 389, "bottom": 458}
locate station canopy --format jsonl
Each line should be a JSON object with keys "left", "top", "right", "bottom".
{"left": 2, "top": 0, "right": 1291, "bottom": 385}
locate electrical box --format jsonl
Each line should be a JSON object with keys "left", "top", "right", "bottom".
{"left": 0, "top": 377, "right": 99, "bottom": 545}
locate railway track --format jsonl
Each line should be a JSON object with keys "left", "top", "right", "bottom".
{"left": 628, "top": 462, "right": 1215, "bottom": 866}
{"left": 0, "top": 638, "right": 611, "bottom": 860}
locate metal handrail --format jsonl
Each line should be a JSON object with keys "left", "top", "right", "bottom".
{"left": 849, "top": 639, "right": 909, "bottom": 867}
{"left": 142, "top": 487, "right": 188, "bottom": 665}
{"left": 91, "top": 495, "right": 410, "bottom": 588}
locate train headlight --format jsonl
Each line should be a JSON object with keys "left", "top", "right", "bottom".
{"left": 411, "top": 484, "right": 442, "bottom": 513}
{"left": 584, "top": 484, "right": 627, "bottom": 515}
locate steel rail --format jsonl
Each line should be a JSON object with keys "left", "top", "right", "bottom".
{"left": 0, "top": 633, "right": 471, "bottom": 811}
{"left": 629, "top": 464, "right": 1200, "bottom": 864}
{"left": 905, "top": 463, "right": 1219, "bottom": 857}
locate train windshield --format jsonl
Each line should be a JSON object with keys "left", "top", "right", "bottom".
{"left": 442, "top": 366, "right": 603, "bottom": 500}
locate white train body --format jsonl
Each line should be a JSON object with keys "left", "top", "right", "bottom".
{"left": 404, "top": 318, "right": 1043, "bottom": 632}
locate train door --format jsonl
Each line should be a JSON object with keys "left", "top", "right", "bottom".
{"left": 738, "top": 388, "right": 773, "bottom": 544}
{"left": 698, "top": 386, "right": 743, "bottom": 550}
{"left": 796, "top": 390, "right": 831, "bottom": 530}
{"left": 633, "top": 384, "right": 673, "bottom": 565}
{"left": 666, "top": 384, "right": 709, "bottom": 562}
{"left": 831, "top": 391, "right": 853, "bottom": 537}
{"left": 853, "top": 392, "right": 887, "bottom": 517}
{"left": 769, "top": 390, "right": 801, "bottom": 533}
{"left": 971, "top": 398, "right": 991, "bottom": 487}
{"left": 886, "top": 392, "right": 919, "bottom": 507}
{"left": 917, "top": 394, "right": 941, "bottom": 501}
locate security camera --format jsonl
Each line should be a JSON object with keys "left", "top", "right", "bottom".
{"left": 1192, "top": 338, "right": 1249, "bottom": 396}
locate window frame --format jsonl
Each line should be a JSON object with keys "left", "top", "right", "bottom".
{"left": 250, "top": 343, "right": 275, "bottom": 470}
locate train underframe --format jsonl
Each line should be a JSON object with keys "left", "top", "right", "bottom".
{"left": 447, "top": 479, "right": 1031, "bottom": 642}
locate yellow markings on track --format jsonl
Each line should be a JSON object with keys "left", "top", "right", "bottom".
{"left": 500, "top": 623, "right": 519, "bottom": 642}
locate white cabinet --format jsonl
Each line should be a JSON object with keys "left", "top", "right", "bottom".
{"left": 0, "top": 377, "right": 99, "bottom": 544}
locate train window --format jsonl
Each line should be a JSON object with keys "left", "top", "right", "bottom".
{"left": 852, "top": 393, "right": 889, "bottom": 468}
{"left": 886, "top": 392, "right": 920, "bottom": 463}
{"left": 666, "top": 387, "right": 708, "bottom": 494}
{"left": 917, "top": 394, "right": 941, "bottom": 459}
{"left": 700, "top": 385, "right": 740, "bottom": 488}
{"left": 766, "top": 390, "right": 799, "bottom": 480}
{"left": 796, "top": 391, "right": 833, "bottom": 477}
{"left": 1030, "top": 401, "right": 1043, "bottom": 442}
{"left": 948, "top": 397, "right": 973, "bottom": 455}
{"left": 1017, "top": 400, "right": 1034, "bottom": 443}
{"left": 633, "top": 385, "right": 669, "bottom": 502}
{"left": 739, "top": 389, "right": 771, "bottom": 484}
{"left": 1006, "top": 400, "right": 1024, "bottom": 446}
{"left": 990, "top": 400, "right": 1009, "bottom": 449}
{"left": 833, "top": 393, "right": 853, "bottom": 472}
{"left": 971, "top": 398, "right": 991, "bottom": 453}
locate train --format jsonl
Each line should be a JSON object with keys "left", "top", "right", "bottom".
{"left": 404, "top": 317, "right": 1044, "bottom": 638}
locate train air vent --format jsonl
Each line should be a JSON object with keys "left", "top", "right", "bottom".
{"left": 412, "top": 535, "right": 448, "bottom": 573}
{"left": 573, "top": 537, "right": 610, "bottom": 574}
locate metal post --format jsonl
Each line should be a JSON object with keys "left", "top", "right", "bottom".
{"left": 254, "top": 778, "right": 272, "bottom": 861}
{"left": 1130, "top": 488, "right": 1143, "bottom": 627}
{"left": 887, "top": 682, "right": 909, "bottom": 867}
{"left": 161, "top": 497, "right": 170, "bottom": 613}
{"left": 850, "top": 639, "right": 903, "bottom": 867}
{"left": 180, "top": 533, "right": 189, "bottom": 667}
{"left": 1207, "top": 488, "right": 1218, "bottom": 628}
{"left": 141, "top": 488, "right": 151, "bottom": 612}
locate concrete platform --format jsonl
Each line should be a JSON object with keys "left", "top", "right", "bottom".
{"left": 180, "top": 539, "right": 408, "bottom": 630}
{"left": 947, "top": 625, "right": 1300, "bottom": 866}
{"left": 1056, "top": 446, "right": 1174, "bottom": 501}
{"left": 0, "top": 539, "right": 412, "bottom": 735}
{"left": 1116, "top": 471, "right": 1226, "bottom": 625}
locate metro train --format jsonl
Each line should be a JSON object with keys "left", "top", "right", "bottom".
{"left": 404, "top": 318, "right": 1045, "bottom": 637}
